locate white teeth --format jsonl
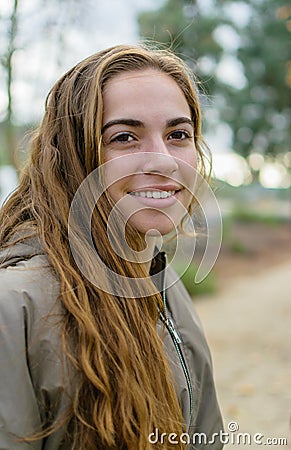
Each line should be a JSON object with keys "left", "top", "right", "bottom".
{"left": 130, "top": 190, "right": 176, "bottom": 199}
{"left": 161, "top": 191, "right": 171, "bottom": 198}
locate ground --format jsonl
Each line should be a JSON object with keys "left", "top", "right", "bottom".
{"left": 213, "top": 221, "right": 291, "bottom": 287}
{"left": 193, "top": 221, "right": 291, "bottom": 449}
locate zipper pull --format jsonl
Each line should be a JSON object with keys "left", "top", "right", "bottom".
{"left": 167, "top": 318, "right": 182, "bottom": 344}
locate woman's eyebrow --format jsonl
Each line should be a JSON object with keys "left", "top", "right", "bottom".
{"left": 102, "top": 119, "right": 144, "bottom": 133}
{"left": 167, "top": 117, "right": 194, "bottom": 128}
{"left": 102, "top": 117, "right": 194, "bottom": 133}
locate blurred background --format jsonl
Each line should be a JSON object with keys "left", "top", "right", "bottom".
{"left": 0, "top": 0, "right": 290, "bottom": 446}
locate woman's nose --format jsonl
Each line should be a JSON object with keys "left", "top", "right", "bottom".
{"left": 141, "top": 139, "right": 179, "bottom": 175}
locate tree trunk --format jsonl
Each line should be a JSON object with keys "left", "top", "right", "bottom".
{"left": 4, "top": 0, "right": 18, "bottom": 168}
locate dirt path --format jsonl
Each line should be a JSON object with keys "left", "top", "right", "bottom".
{"left": 193, "top": 261, "right": 291, "bottom": 449}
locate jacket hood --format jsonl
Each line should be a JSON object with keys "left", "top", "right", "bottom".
{"left": 0, "top": 233, "right": 44, "bottom": 269}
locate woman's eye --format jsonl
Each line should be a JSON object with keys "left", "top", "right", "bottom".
{"left": 168, "top": 130, "right": 192, "bottom": 141}
{"left": 111, "top": 133, "right": 135, "bottom": 143}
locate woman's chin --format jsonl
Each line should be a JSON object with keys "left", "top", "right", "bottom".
{"left": 130, "top": 216, "right": 178, "bottom": 237}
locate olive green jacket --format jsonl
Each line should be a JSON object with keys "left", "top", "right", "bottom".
{"left": 0, "top": 236, "right": 224, "bottom": 449}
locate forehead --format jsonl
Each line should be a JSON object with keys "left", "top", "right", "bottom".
{"left": 103, "top": 68, "right": 181, "bottom": 92}
{"left": 102, "top": 69, "right": 191, "bottom": 119}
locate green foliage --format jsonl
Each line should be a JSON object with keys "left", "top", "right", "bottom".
{"left": 172, "top": 260, "right": 217, "bottom": 297}
{"left": 229, "top": 239, "right": 248, "bottom": 254}
{"left": 230, "top": 208, "right": 285, "bottom": 226}
{"left": 138, "top": 0, "right": 291, "bottom": 158}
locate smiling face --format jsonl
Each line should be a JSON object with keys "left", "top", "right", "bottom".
{"left": 101, "top": 69, "right": 197, "bottom": 236}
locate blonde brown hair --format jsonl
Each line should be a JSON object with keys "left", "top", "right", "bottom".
{"left": 0, "top": 44, "right": 209, "bottom": 449}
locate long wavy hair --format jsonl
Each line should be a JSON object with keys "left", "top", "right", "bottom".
{"left": 0, "top": 44, "right": 209, "bottom": 449}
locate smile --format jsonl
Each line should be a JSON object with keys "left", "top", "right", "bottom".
{"left": 129, "top": 190, "right": 177, "bottom": 199}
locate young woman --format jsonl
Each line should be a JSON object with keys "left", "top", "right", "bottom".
{"left": 0, "top": 45, "right": 223, "bottom": 449}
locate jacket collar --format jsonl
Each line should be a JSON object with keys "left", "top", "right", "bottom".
{"left": 150, "top": 250, "right": 166, "bottom": 294}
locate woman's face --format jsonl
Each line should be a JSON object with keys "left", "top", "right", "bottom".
{"left": 102, "top": 69, "right": 197, "bottom": 236}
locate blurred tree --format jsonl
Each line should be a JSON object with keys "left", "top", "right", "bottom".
{"left": 138, "top": 0, "right": 291, "bottom": 159}
{"left": 0, "top": 0, "right": 18, "bottom": 166}
{"left": 138, "top": 0, "right": 224, "bottom": 94}
{"left": 0, "top": 0, "right": 90, "bottom": 168}
{"left": 37, "top": 0, "right": 91, "bottom": 68}
{"left": 219, "top": 0, "right": 291, "bottom": 158}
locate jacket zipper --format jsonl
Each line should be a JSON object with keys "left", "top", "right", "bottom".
{"left": 160, "top": 255, "right": 193, "bottom": 429}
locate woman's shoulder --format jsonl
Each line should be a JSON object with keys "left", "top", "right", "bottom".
{"left": 0, "top": 234, "right": 64, "bottom": 377}
{"left": 0, "top": 237, "right": 70, "bottom": 446}
{"left": 0, "top": 235, "right": 61, "bottom": 319}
